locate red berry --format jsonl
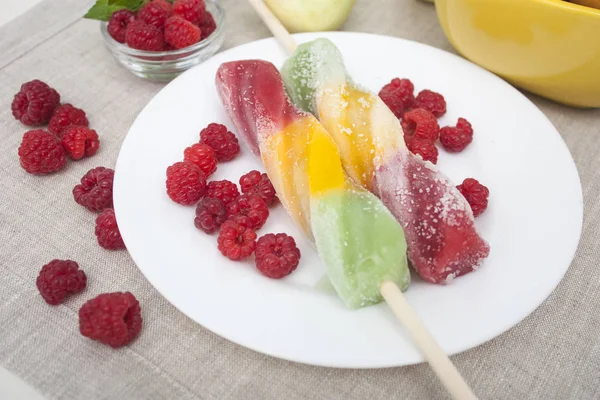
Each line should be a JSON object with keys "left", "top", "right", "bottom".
{"left": 138, "top": 0, "right": 172, "bottom": 29}
{"left": 126, "top": 19, "right": 165, "bottom": 51}
{"left": 173, "top": 0, "right": 206, "bottom": 25}
{"left": 166, "top": 161, "right": 207, "bottom": 205}
{"left": 401, "top": 108, "right": 440, "bottom": 143}
{"left": 255, "top": 233, "right": 301, "bottom": 279}
{"left": 194, "top": 197, "right": 227, "bottom": 233}
{"left": 61, "top": 126, "right": 100, "bottom": 160}
{"left": 457, "top": 178, "right": 489, "bottom": 217}
{"left": 217, "top": 220, "right": 257, "bottom": 261}
{"left": 12, "top": 80, "right": 60, "bottom": 126}
{"left": 226, "top": 194, "right": 269, "bottom": 230}
{"left": 239, "top": 170, "right": 277, "bottom": 206}
{"left": 408, "top": 138, "right": 438, "bottom": 164}
{"left": 48, "top": 104, "right": 89, "bottom": 138}
{"left": 183, "top": 142, "right": 217, "bottom": 177}
{"left": 107, "top": 9, "right": 136, "bottom": 43}
{"left": 18, "top": 130, "right": 66, "bottom": 174}
{"left": 440, "top": 118, "right": 474, "bottom": 152}
{"left": 199, "top": 11, "right": 216, "bottom": 39}
{"left": 164, "top": 16, "right": 201, "bottom": 49}
{"left": 378, "top": 78, "right": 415, "bottom": 118}
{"left": 36, "top": 259, "right": 87, "bottom": 305}
{"left": 206, "top": 180, "right": 240, "bottom": 205}
{"left": 199, "top": 123, "right": 240, "bottom": 161}
{"left": 95, "top": 208, "right": 126, "bottom": 250}
{"left": 79, "top": 292, "right": 142, "bottom": 348}
{"left": 414, "top": 89, "right": 446, "bottom": 118}
{"left": 73, "top": 167, "right": 114, "bottom": 212}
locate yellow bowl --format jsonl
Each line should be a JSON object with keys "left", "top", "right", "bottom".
{"left": 434, "top": 0, "right": 600, "bottom": 107}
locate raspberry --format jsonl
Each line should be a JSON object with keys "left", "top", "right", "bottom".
{"left": 79, "top": 292, "right": 142, "bottom": 348}
{"left": 107, "top": 9, "right": 136, "bottom": 43}
{"left": 73, "top": 167, "right": 114, "bottom": 212}
{"left": 61, "top": 126, "right": 100, "bottom": 160}
{"left": 440, "top": 118, "right": 474, "bottom": 152}
{"left": 95, "top": 208, "right": 126, "bottom": 250}
{"left": 183, "top": 142, "right": 217, "bottom": 177}
{"left": 378, "top": 78, "right": 414, "bottom": 118}
{"left": 199, "top": 11, "right": 216, "bottom": 39}
{"left": 173, "top": 0, "right": 206, "bottom": 25}
{"left": 166, "top": 161, "right": 207, "bottom": 205}
{"left": 217, "top": 220, "right": 257, "bottom": 261}
{"left": 194, "top": 197, "right": 227, "bottom": 233}
{"left": 36, "top": 260, "right": 87, "bottom": 305}
{"left": 414, "top": 89, "right": 446, "bottom": 118}
{"left": 12, "top": 80, "right": 60, "bottom": 126}
{"left": 164, "top": 16, "right": 201, "bottom": 49}
{"left": 408, "top": 138, "right": 438, "bottom": 164}
{"left": 255, "top": 233, "right": 301, "bottom": 279}
{"left": 18, "top": 130, "right": 66, "bottom": 174}
{"left": 401, "top": 108, "right": 440, "bottom": 143}
{"left": 199, "top": 123, "right": 240, "bottom": 161}
{"left": 206, "top": 180, "right": 239, "bottom": 205}
{"left": 226, "top": 194, "right": 269, "bottom": 230}
{"left": 48, "top": 104, "right": 89, "bottom": 138}
{"left": 138, "top": 0, "right": 172, "bottom": 29}
{"left": 239, "top": 170, "right": 277, "bottom": 206}
{"left": 126, "top": 19, "right": 165, "bottom": 51}
{"left": 457, "top": 178, "right": 489, "bottom": 217}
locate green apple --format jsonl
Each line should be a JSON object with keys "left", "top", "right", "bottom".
{"left": 264, "top": 0, "right": 356, "bottom": 33}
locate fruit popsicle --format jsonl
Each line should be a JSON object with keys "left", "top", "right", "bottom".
{"left": 216, "top": 60, "right": 410, "bottom": 308}
{"left": 281, "top": 38, "right": 490, "bottom": 284}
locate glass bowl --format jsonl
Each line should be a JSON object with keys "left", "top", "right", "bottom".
{"left": 100, "top": 1, "right": 225, "bottom": 82}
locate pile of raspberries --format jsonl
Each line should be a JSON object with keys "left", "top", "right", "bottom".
{"left": 108, "top": 0, "right": 217, "bottom": 51}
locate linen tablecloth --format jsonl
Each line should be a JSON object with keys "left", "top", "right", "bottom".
{"left": 1, "top": 0, "right": 599, "bottom": 398}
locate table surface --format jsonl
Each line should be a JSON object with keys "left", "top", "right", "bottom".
{"left": 1, "top": 1, "right": 600, "bottom": 399}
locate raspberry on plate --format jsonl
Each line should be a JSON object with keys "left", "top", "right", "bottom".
{"left": 199, "top": 123, "right": 240, "bottom": 161}
{"left": 138, "top": 0, "right": 172, "bottom": 29}
{"left": 126, "top": 19, "right": 165, "bottom": 51}
{"left": 414, "top": 89, "right": 446, "bottom": 118}
{"left": 378, "top": 78, "right": 415, "bottom": 119}
{"left": 79, "top": 292, "right": 142, "bottom": 348}
{"left": 173, "top": 0, "right": 206, "bottom": 25}
{"left": 95, "top": 208, "right": 126, "bottom": 250}
{"left": 408, "top": 137, "right": 438, "bottom": 164}
{"left": 61, "top": 126, "right": 100, "bottom": 160}
{"left": 12, "top": 80, "right": 60, "bottom": 126}
{"left": 18, "top": 129, "right": 66, "bottom": 174}
{"left": 457, "top": 178, "right": 489, "bottom": 217}
{"left": 107, "top": 9, "right": 136, "bottom": 43}
{"left": 73, "top": 166, "right": 114, "bottom": 212}
{"left": 183, "top": 142, "right": 217, "bottom": 177}
{"left": 226, "top": 194, "right": 269, "bottom": 230}
{"left": 206, "top": 180, "right": 239, "bottom": 205}
{"left": 401, "top": 108, "right": 440, "bottom": 143}
{"left": 440, "top": 117, "right": 474, "bottom": 152}
{"left": 217, "top": 220, "right": 257, "bottom": 261}
{"left": 239, "top": 170, "right": 277, "bottom": 206}
{"left": 255, "top": 233, "right": 301, "bottom": 279}
{"left": 48, "top": 104, "right": 89, "bottom": 138}
{"left": 199, "top": 11, "right": 216, "bottom": 39}
{"left": 165, "top": 15, "right": 201, "bottom": 49}
{"left": 166, "top": 161, "right": 207, "bottom": 205}
{"left": 194, "top": 197, "right": 227, "bottom": 233}
{"left": 36, "top": 259, "right": 87, "bottom": 305}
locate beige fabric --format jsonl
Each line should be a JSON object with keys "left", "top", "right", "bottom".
{"left": 1, "top": 0, "right": 599, "bottom": 399}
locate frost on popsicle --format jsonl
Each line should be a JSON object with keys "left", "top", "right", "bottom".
{"left": 216, "top": 60, "right": 409, "bottom": 308}
{"left": 281, "top": 38, "right": 490, "bottom": 284}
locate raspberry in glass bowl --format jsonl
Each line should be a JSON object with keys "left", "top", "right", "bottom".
{"left": 100, "top": 0, "right": 224, "bottom": 82}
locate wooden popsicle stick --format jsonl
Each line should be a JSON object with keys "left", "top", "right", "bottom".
{"left": 246, "top": 1, "right": 478, "bottom": 398}
{"left": 380, "top": 281, "right": 478, "bottom": 400}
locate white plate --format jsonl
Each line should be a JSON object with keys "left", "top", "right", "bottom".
{"left": 113, "top": 32, "right": 583, "bottom": 368}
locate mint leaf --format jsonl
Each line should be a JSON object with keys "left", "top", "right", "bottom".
{"left": 83, "top": 0, "right": 148, "bottom": 21}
